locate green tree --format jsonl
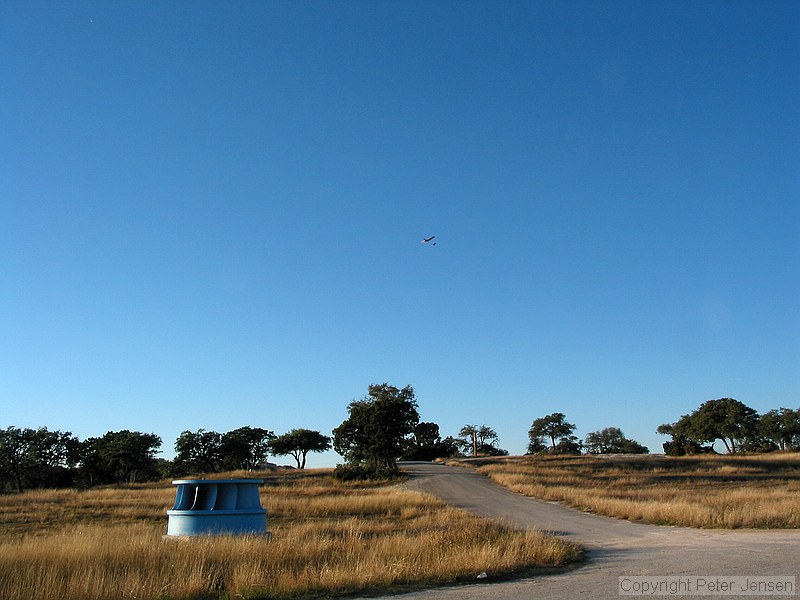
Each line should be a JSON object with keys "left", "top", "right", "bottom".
{"left": 79, "top": 430, "right": 162, "bottom": 484}
{"left": 0, "top": 426, "right": 78, "bottom": 492}
{"left": 270, "top": 429, "right": 331, "bottom": 469}
{"left": 220, "top": 426, "right": 275, "bottom": 470}
{"left": 528, "top": 413, "right": 576, "bottom": 453}
{"left": 174, "top": 429, "right": 222, "bottom": 474}
{"left": 412, "top": 422, "right": 441, "bottom": 449}
{"left": 457, "top": 424, "right": 500, "bottom": 457}
{"left": 403, "top": 423, "right": 461, "bottom": 461}
{"left": 584, "top": 427, "right": 648, "bottom": 454}
{"left": 458, "top": 425, "right": 479, "bottom": 457}
{"left": 525, "top": 437, "right": 548, "bottom": 454}
{"left": 476, "top": 425, "right": 499, "bottom": 451}
{"left": 689, "top": 398, "right": 759, "bottom": 453}
{"left": 1, "top": 426, "right": 35, "bottom": 492}
{"left": 440, "top": 436, "right": 463, "bottom": 457}
{"left": 759, "top": 408, "right": 800, "bottom": 451}
{"left": 656, "top": 415, "right": 706, "bottom": 455}
{"left": 658, "top": 398, "right": 760, "bottom": 454}
{"left": 616, "top": 438, "right": 649, "bottom": 454}
{"left": 0, "top": 426, "right": 77, "bottom": 492}
{"left": 553, "top": 435, "right": 583, "bottom": 455}
{"left": 332, "top": 383, "right": 419, "bottom": 476}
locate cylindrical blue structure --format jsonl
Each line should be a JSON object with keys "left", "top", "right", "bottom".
{"left": 167, "top": 479, "right": 268, "bottom": 537}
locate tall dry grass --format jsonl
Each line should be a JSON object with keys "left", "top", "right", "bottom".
{"left": 0, "top": 470, "right": 580, "bottom": 599}
{"left": 457, "top": 453, "right": 800, "bottom": 529}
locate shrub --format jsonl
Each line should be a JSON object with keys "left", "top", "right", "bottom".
{"left": 333, "top": 464, "right": 399, "bottom": 481}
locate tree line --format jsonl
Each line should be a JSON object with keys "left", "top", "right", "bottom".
{"left": 331, "top": 387, "right": 800, "bottom": 479}
{"left": 523, "top": 400, "right": 800, "bottom": 456}
{"left": 3, "top": 386, "right": 798, "bottom": 490}
{"left": 0, "top": 425, "right": 331, "bottom": 492}
{"left": 656, "top": 398, "right": 800, "bottom": 455}
{"left": 526, "top": 412, "right": 648, "bottom": 455}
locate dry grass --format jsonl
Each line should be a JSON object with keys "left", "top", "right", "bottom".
{"left": 0, "top": 469, "right": 580, "bottom": 599}
{"left": 453, "top": 453, "right": 800, "bottom": 529}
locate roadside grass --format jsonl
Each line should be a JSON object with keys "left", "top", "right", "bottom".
{"left": 451, "top": 453, "right": 800, "bottom": 529}
{"left": 0, "top": 469, "right": 581, "bottom": 600}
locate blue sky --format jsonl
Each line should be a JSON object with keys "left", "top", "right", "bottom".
{"left": 2, "top": 1, "right": 798, "bottom": 466}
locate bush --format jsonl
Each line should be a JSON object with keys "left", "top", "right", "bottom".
{"left": 662, "top": 440, "right": 716, "bottom": 456}
{"left": 333, "top": 464, "right": 400, "bottom": 481}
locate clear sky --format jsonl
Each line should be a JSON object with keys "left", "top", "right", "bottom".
{"left": 2, "top": 1, "right": 798, "bottom": 467}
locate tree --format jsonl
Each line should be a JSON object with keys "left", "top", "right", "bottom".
{"left": 584, "top": 427, "right": 622, "bottom": 454}
{"left": 656, "top": 415, "right": 709, "bottom": 456}
{"left": 658, "top": 398, "right": 760, "bottom": 455}
{"left": 584, "top": 427, "right": 648, "bottom": 454}
{"left": 553, "top": 435, "right": 583, "bottom": 455}
{"left": 476, "top": 425, "right": 499, "bottom": 450}
{"left": 0, "top": 426, "right": 77, "bottom": 492}
{"left": 0, "top": 426, "right": 38, "bottom": 492}
{"left": 270, "top": 429, "right": 331, "bottom": 469}
{"left": 412, "top": 422, "right": 441, "bottom": 449}
{"left": 458, "top": 425, "right": 479, "bottom": 457}
{"left": 174, "top": 429, "right": 222, "bottom": 474}
{"left": 79, "top": 430, "right": 162, "bottom": 484}
{"left": 616, "top": 438, "right": 649, "bottom": 454}
{"left": 332, "top": 383, "right": 419, "bottom": 476}
{"left": 528, "top": 413, "right": 576, "bottom": 453}
{"left": 759, "top": 408, "right": 800, "bottom": 451}
{"left": 480, "top": 443, "right": 510, "bottom": 456}
{"left": 688, "top": 398, "right": 759, "bottom": 453}
{"left": 525, "top": 437, "right": 548, "bottom": 455}
{"left": 440, "top": 436, "right": 463, "bottom": 457}
{"left": 458, "top": 424, "right": 500, "bottom": 457}
{"left": 403, "top": 423, "right": 461, "bottom": 461}
{"left": 220, "top": 427, "right": 275, "bottom": 470}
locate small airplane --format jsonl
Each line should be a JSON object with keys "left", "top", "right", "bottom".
{"left": 421, "top": 236, "right": 436, "bottom": 245}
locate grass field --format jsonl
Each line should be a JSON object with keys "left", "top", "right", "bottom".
{"left": 453, "top": 453, "right": 800, "bottom": 529}
{"left": 0, "top": 469, "right": 580, "bottom": 600}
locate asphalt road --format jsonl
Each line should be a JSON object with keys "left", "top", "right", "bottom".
{"left": 372, "top": 461, "right": 800, "bottom": 600}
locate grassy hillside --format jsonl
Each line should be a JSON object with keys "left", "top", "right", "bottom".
{"left": 451, "top": 453, "right": 800, "bottom": 529}
{"left": 0, "top": 469, "right": 580, "bottom": 599}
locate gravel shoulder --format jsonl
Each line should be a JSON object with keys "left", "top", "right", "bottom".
{"left": 374, "top": 461, "right": 800, "bottom": 600}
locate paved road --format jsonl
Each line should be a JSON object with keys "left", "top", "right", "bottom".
{"left": 377, "top": 462, "right": 800, "bottom": 599}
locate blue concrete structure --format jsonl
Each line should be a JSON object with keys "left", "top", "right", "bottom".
{"left": 166, "top": 479, "right": 268, "bottom": 537}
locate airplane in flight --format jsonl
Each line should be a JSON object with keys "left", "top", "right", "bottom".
{"left": 421, "top": 236, "right": 436, "bottom": 245}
